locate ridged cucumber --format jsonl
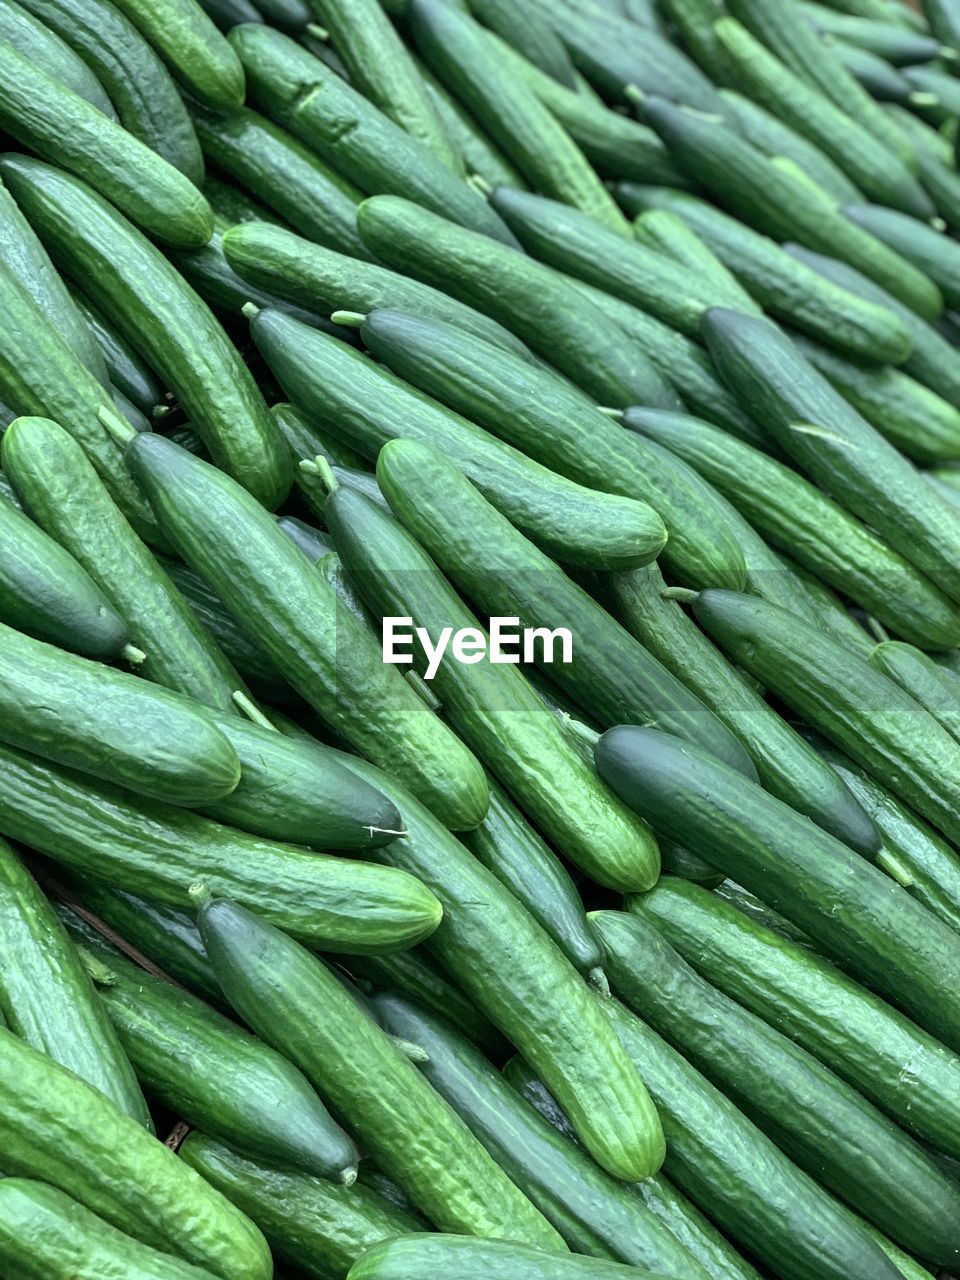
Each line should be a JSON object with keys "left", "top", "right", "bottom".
{"left": 467, "top": 0, "right": 578, "bottom": 87}
{"left": 109, "top": 0, "right": 245, "bottom": 107}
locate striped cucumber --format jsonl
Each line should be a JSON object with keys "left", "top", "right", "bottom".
{"left": 108, "top": 0, "right": 245, "bottom": 107}
{"left": 71, "top": 291, "right": 163, "bottom": 413}
{"left": 845, "top": 200, "right": 960, "bottom": 309}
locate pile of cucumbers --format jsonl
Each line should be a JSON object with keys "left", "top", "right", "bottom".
{"left": 4, "top": 0, "right": 960, "bottom": 1275}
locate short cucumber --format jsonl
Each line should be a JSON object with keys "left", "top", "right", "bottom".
{"left": 2, "top": 155, "right": 291, "bottom": 510}
{"left": 467, "top": 0, "right": 578, "bottom": 87}
{"left": 71, "top": 291, "right": 163, "bottom": 413}
{"left": 109, "top": 0, "right": 244, "bottom": 107}
{"left": 596, "top": 721, "right": 960, "bottom": 1053}
{"left": 845, "top": 201, "right": 960, "bottom": 309}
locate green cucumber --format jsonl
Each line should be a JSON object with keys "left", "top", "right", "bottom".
{"left": 125, "top": 431, "right": 489, "bottom": 831}
{"left": 353, "top": 306, "right": 750, "bottom": 589}
{"left": 3, "top": 155, "right": 291, "bottom": 510}
{"left": 415, "top": 51, "right": 525, "bottom": 187}
{"left": 800, "top": 4, "right": 944, "bottom": 62}
{"left": 463, "top": 780, "right": 604, "bottom": 980}
{"left": 410, "top": 0, "right": 628, "bottom": 232}
{"left": 634, "top": 875, "right": 960, "bottom": 1159}
{"left": 597, "top": 720, "right": 960, "bottom": 1052}
{"left": 871, "top": 639, "right": 960, "bottom": 742}
{"left": 902, "top": 63, "right": 960, "bottom": 121}
{"left": 710, "top": 880, "right": 817, "bottom": 951}
{"left": 658, "top": 0, "right": 734, "bottom": 83}
{"left": 16, "top": 0, "right": 204, "bottom": 181}
{"left": 609, "top": 560, "right": 883, "bottom": 853}
{"left": 640, "top": 96, "right": 942, "bottom": 317}
{"left": 351, "top": 1236, "right": 693, "bottom": 1280}
{"left": 883, "top": 102, "right": 960, "bottom": 232}
{"left": 923, "top": 0, "right": 960, "bottom": 45}
{"left": 702, "top": 307, "right": 960, "bottom": 602}
{"left": 0, "top": 0, "right": 115, "bottom": 114}
{"left": 251, "top": 305, "right": 669, "bottom": 571}
{"left": 203, "top": 173, "right": 280, "bottom": 226}
{"left": 198, "top": 0, "right": 263, "bottom": 28}
{"left": 373, "top": 993, "right": 710, "bottom": 1279}
{"left": 272, "top": 405, "right": 384, "bottom": 524}
{"left": 632, "top": 208, "right": 759, "bottom": 312}
{"left": 180, "top": 1132, "right": 422, "bottom": 1280}
{"left": 467, "top": 0, "right": 578, "bottom": 87}
{"left": 61, "top": 909, "right": 359, "bottom": 1181}
{"left": 832, "top": 42, "right": 916, "bottom": 103}
{"left": 198, "top": 896, "right": 567, "bottom": 1243}
{"left": 71, "top": 291, "right": 163, "bottom": 413}
{"left": 0, "top": 741, "right": 442, "bottom": 952}
{"left": 277, "top": 514, "right": 335, "bottom": 561}
{"left": 622, "top": 407, "right": 960, "bottom": 649}
{"left": 0, "top": 1180, "right": 224, "bottom": 1280}
{"left": 615, "top": 185, "right": 911, "bottom": 365}
{"left": 191, "top": 104, "right": 369, "bottom": 258}
{"left": 230, "top": 23, "right": 513, "bottom": 243}
{"left": 845, "top": 201, "right": 960, "bottom": 309}
{"left": 594, "top": 908, "right": 960, "bottom": 1265}
{"left": 108, "top": 0, "right": 244, "bottom": 106}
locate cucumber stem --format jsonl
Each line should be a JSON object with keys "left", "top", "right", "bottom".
{"left": 98, "top": 404, "right": 137, "bottom": 446}
{"left": 301, "top": 454, "right": 339, "bottom": 493}
{"left": 122, "top": 643, "right": 147, "bottom": 665}
{"left": 564, "top": 714, "right": 601, "bottom": 750}
{"left": 331, "top": 310, "right": 366, "bottom": 328}
{"left": 188, "top": 882, "right": 213, "bottom": 908}
{"left": 77, "top": 946, "right": 119, "bottom": 988}
{"left": 406, "top": 669, "right": 442, "bottom": 713}
{"left": 661, "top": 586, "right": 698, "bottom": 603}
{"left": 232, "top": 689, "right": 278, "bottom": 731}
{"left": 241, "top": 302, "right": 261, "bottom": 321}
{"left": 909, "top": 92, "right": 940, "bottom": 109}
{"left": 624, "top": 83, "right": 645, "bottom": 106}
{"left": 391, "top": 1036, "right": 430, "bottom": 1063}
{"left": 467, "top": 172, "right": 493, "bottom": 198}
{"left": 589, "top": 966, "right": 611, "bottom": 996}
{"left": 878, "top": 849, "right": 915, "bottom": 889}
{"left": 340, "top": 1166, "right": 358, "bottom": 1188}
{"left": 596, "top": 406, "right": 624, "bottom": 418}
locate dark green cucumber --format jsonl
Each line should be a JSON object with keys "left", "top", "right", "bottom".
{"left": 623, "top": 407, "right": 960, "bottom": 649}
{"left": 599, "top": 720, "right": 960, "bottom": 1051}
{"left": 467, "top": 0, "right": 577, "bottom": 87}
{"left": 832, "top": 42, "right": 916, "bottom": 102}
{"left": 0, "top": 0, "right": 115, "bottom": 114}
{"left": 251, "top": 305, "right": 669, "bottom": 571}
{"left": 609, "top": 561, "right": 882, "bottom": 854}
{"left": 354, "top": 195, "right": 680, "bottom": 408}
{"left": 410, "top": 0, "right": 628, "bottom": 231}
{"left": 615, "top": 184, "right": 911, "bottom": 365}
{"left": 2, "top": 416, "right": 249, "bottom": 711}
{"left": 463, "top": 780, "right": 604, "bottom": 980}
{"left": 0, "top": 1180, "right": 227, "bottom": 1280}
{"left": 800, "top": 3, "right": 944, "bottom": 62}
{"left": 355, "top": 306, "right": 750, "bottom": 589}
{"left": 198, "top": 0, "right": 263, "bottom": 29}
{"left": 272, "top": 404, "right": 384, "bottom": 524}
{"left": 658, "top": 0, "right": 734, "bottom": 83}
{"left": 884, "top": 102, "right": 960, "bottom": 232}
{"left": 594, "top": 908, "right": 960, "bottom": 1265}
{"left": 254, "top": 0, "right": 309, "bottom": 25}
{"left": 373, "top": 993, "right": 710, "bottom": 1279}
{"left": 923, "top": 0, "right": 960, "bottom": 45}
{"left": 230, "top": 23, "right": 513, "bottom": 243}
{"left": 709, "top": 880, "right": 817, "bottom": 951}
{"left": 109, "top": 0, "right": 244, "bottom": 107}
{"left": 181, "top": 1132, "right": 422, "bottom": 1280}
{"left": 126, "top": 431, "right": 489, "bottom": 831}
{"left": 0, "top": 839, "right": 149, "bottom": 1125}
{"left": 71, "top": 291, "right": 163, "bottom": 414}
{"left": 701, "top": 307, "right": 960, "bottom": 602}
{"left": 0, "top": 741, "right": 442, "bottom": 952}
{"left": 16, "top": 0, "right": 203, "bottom": 181}
{"left": 871, "top": 639, "right": 960, "bottom": 743}
{"left": 198, "top": 897, "right": 566, "bottom": 1243}
{"left": 415, "top": 51, "right": 525, "bottom": 188}
{"left": 277, "top": 514, "right": 335, "bottom": 562}
{"left": 845, "top": 201, "right": 960, "bottom": 309}
{"left": 204, "top": 173, "right": 280, "bottom": 226}
{"left": 61, "top": 909, "right": 359, "bottom": 1181}
{"left": 191, "top": 104, "right": 369, "bottom": 258}
{"left": 376, "top": 438, "right": 757, "bottom": 780}
{"left": 635, "top": 875, "right": 960, "bottom": 1160}
{"left": 640, "top": 96, "right": 941, "bottom": 318}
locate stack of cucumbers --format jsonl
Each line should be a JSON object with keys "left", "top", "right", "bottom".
{"left": 3, "top": 0, "right": 960, "bottom": 1276}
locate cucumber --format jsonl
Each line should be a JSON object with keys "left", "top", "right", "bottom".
{"left": 2, "top": 155, "right": 291, "bottom": 510}
{"left": 190, "top": 104, "right": 369, "bottom": 258}
{"left": 710, "top": 880, "right": 817, "bottom": 950}
{"left": 410, "top": 0, "right": 628, "bottom": 232}
{"left": 902, "top": 63, "right": 960, "bottom": 121}
{"left": 832, "top": 42, "right": 916, "bottom": 103}
{"left": 594, "top": 908, "right": 960, "bottom": 1265}
{"left": 609, "top": 561, "right": 883, "bottom": 853}
{"left": 845, "top": 201, "right": 960, "bottom": 309}
{"left": 800, "top": 3, "right": 944, "bottom": 62}
{"left": 125, "top": 431, "right": 489, "bottom": 832}
{"left": 597, "top": 720, "right": 960, "bottom": 1051}
{"left": 884, "top": 102, "right": 960, "bottom": 232}
{"left": 16, "top": 0, "right": 204, "bottom": 181}
{"left": 462, "top": 780, "right": 604, "bottom": 981}
{"left": 376, "top": 437, "right": 757, "bottom": 780}
{"left": 255, "top": 0, "right": 308, "bottom": 27}
{"left": 198, "top": 0, "right": 263, "bottom": 28}
{"left": 615, "top": 185, "right": 911, "bottom": 365}
{"left": 0, "top": 0, "right": 115, "bottom": 115}
{"left": 108, "top": 0, "right": 244, "bottom": 106}
{"left": 61, "top": 908, "right": 359, "bottom": 1182}
{"left": 277, "top": 514, "right": 336, "bottom": 562}
{"left": 622, "top": 407, "right": 960, "bottom": 649}
{"left": 230, "top": 24, "right": 513, "bottom": 243}
{"left": 468, "top": 0, "right": 578, "bottom": 87}
{"left": 198, "top": 896, "right": 567, "bottom": 1243}
{"left": 633, "top": 208, "right": 759, "bottom": 313}
{"left": 251, "top": 305, "right": 669, "bottom": 571}
{"left": 658, "top": 0, "right": 734, "bottom": 83}
{"left": 0, "top": 1180, "right": 224, "bottom": 1280}
{"left": 372, "top": 993, "right": 711, "bottom": 1279}
{"left": 272, "top": 406, "right": 384, "bottom": 524}
{"left": 71, "top": 291, "right": 163, "bottom": 413}
{"left": 923, "top": 0, "right": 960, "bottom": 44}
{"left": 180, "top": 1132, "right": 422, "bottom": 1280}
{"left": 203, "top": 173, "right": 280, "bottom": 226}
{"left": 640, "top": 97, "right": 942, "bottom": 318}
{"left": 414, "top": 52, "right": 524, "bottom": 187}
{"left": 0, "top": 741, "right": 442, "bottom": 952}
{"left": 355, "top": 194, "right": 687, "bottom": 407}
{"left": 781, "top": 553, "right": 876, "bottom": 657}
{"left": 353, "top": 306, "right": 751, "bottom": 589}
{"left": 701, "top": 307, "right": 960, "bottom": 602}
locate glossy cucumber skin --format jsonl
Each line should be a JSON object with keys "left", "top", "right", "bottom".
{"left": 0, "top": 1026, "right": 272, "bottom": 1279}
{"left": 0, "top": 740, "right": 442, "bottom": 953}
{"left": 593, "top": 909, "right": 960, "bottom": 1265}
{"left": 800, "top": 5, "right": 941, "bottom": 62}
{"left": 350, "top": 1235, "right": 676, "bottom": 1280}
{"left": 181, "top": 1132, "right": 422, "bottom": 1280}
{"left": 470, "top": 0, "right": 577, "bottom": 86}
{"left": 199, "top": 897, "right": 565, "bottom": 1244}
{"left": 0, "top": 839, "right": 149, "bottom": 1126}
{"left": 71, "top": 291, "right": 162, "bottom": 413}
{"left": 609, "top": 561, "right": 881, "bottom": 856}
{"left": 355, "top": 195, "right": 679, "bottom": 409}
{"left": 249, "top": 306, "right": 668, "bottom": 573}
{"left": 358, "top": 305, "right": 751, "bottom": 591}
{"left": 373, "top": 993, "right": 708, "bottom": 1278}
{"left": 623, "top": 407, "right": 960, "bottom": 651}
{"left": 701, "top": 308, "right": 960, "bottom": 603}
{"left": 1, "top": 155, "right": 291, "bottom": 512}
{"left": 596, "top": 721, "right": 960, "bottom": 1054}
{"left": 0, "top": 0, "right": 115, "bottom": 115}
{"left": 230, "top": 23, "right": 513, "bottom": 243}
{"left": 125, "top": 432, "right": 489, "bottom": 832}
{"left": 109, "top": 0, "right": 244, "bottom": 106}
{"left": 327, "top": 484, "right": 662, "bottom": 895}
{"left": 845, "top": 201, "right": 960, "bottom": 309}
{"left": 634, "top": 876, "right": 960, "bottom": 1160}
{"left": 0, "top": 1180, "right": 221, "bottom": 1280}
{"left": 416, "top": 50, "right": 524, "bottom": 186}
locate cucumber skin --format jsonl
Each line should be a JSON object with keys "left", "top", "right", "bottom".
{"left": 0, "top": 1026, "right": 272, "bottom": 1280}
{"left": 0, "top": 0, "right": 116, "bottom": 114}
{"left": 845, "top": 201, "right": 960, "bottom": 310}
{"left": 595, "top": 722, "right": 960, "bottom": 1054}
{"left": 350, "top": 1235, "right": 673, "bottom": 1280}
{"left": 109, "top": 0, "right": 245, "bottom": 107}
{"left": 71, "top": 291, "right": 162, "bottom": 413}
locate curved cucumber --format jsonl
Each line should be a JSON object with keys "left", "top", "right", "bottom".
{"left": 109, "top": 0, "right": 244, "bottom": 107}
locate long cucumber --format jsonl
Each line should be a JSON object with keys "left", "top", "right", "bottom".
{"left": 71, "top": 291, "right": 163, "bottom": 413}
{"left": 799, "top": 4, "right": 944, "bottom": 62}
{"left": 0, "top": 0, "right": 115, "bottom": 114}
{"left": 467, "top": 0, "right": 578, "bottom": 86}
{"left": 845, "top": 200, "right": 960, "bottom": 309}
{"left": 108, "top": 0, "right": 245, "bottom": 107}
{"left": 357, "top": 1236, "right": 680, "bottom": 1280}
